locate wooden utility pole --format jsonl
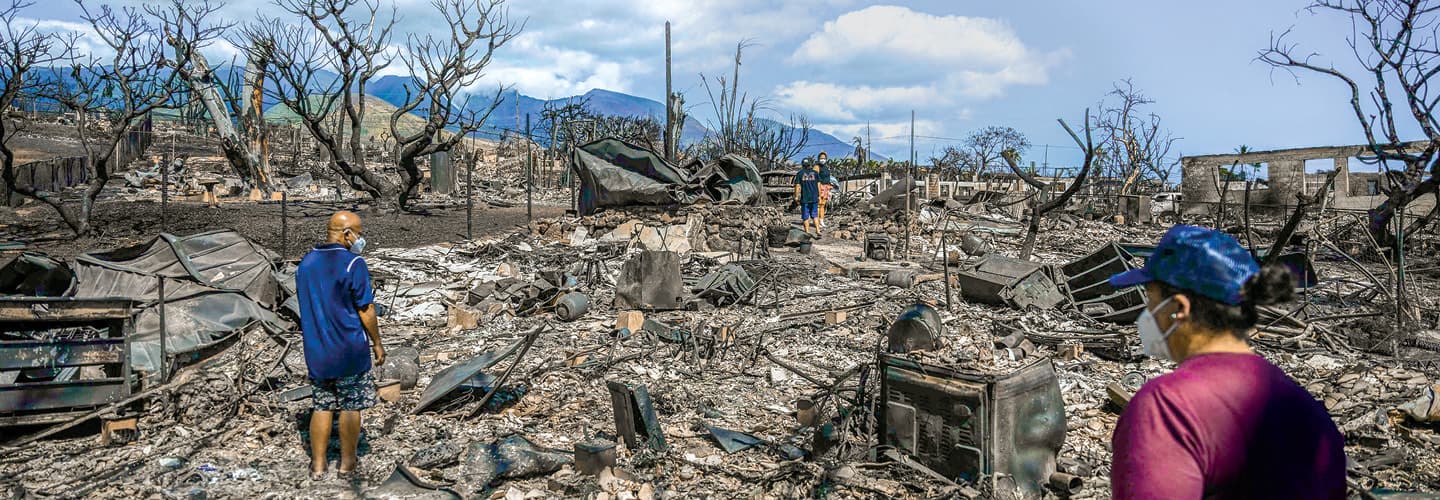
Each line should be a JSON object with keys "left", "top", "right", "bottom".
{"left": 526, "top": 114, "right": 533, "bottom": 222}
{"left": 664, "top": 21, "right": 674, "bottom": 162}
{"left": 906, "top": 111, "right": 914, "bottom": 261}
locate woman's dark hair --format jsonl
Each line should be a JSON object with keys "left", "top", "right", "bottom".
{"left": 1157, "top": 263, "right": 1295, "bottom": 333}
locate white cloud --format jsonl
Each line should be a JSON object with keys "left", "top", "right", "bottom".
{"left": 775, "top": 81, "right": 941, "bottom": 121}
{"left": 813, "top": 119, "right": 945, "bottom": 147}
{"left": 474, "top": 33, "right": 639, "bottom": 98}
{"left": 779, "top": 5, "right": 1067, "bottom": 119}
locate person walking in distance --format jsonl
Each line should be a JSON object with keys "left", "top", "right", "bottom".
{"left": 816, "top": 151, "right": 835, "bottom": 228}
{"left": 793, "top": 157, "right": 822, "bottom": 237}
{"left": 1107, "top": 225, "right": 1345, "bottom": 499}
{"left": 296, "top": 210, "right": 385, "bottom": 479}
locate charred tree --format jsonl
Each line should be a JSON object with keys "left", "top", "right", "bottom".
{"left": 1003, "top": 110, "right": 1098, "bottom": 261}
{"left": 240, "top": 0, "right": 398, "bottom": 207}
{"left": 153, "top": 0, "right": 272, "bottom": 191}
{"left": 0, "top": 1, "right": 59, "bottom": 215}
{"left": 962, "top": 126, "right": 1030, "bottom": 182}
{"left": 1258, "top": 0, "right": 1440, "bottom": 249}
{"left": 37, "top": 2, "right": 205, "bottom": 236}
{"left": 1094, "top": 79, "right": 1180, "bottom": 193}
{"left": 389, "top": 0, "right": 519, "bottom": 211}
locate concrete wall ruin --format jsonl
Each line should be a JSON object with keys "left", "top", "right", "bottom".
{"left": 1180, "top": 142, "right": 1435, "bottom": 213}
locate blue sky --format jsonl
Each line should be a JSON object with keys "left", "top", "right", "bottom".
{"left": 21, "top": 1, "right": 1380, "bottom": 170}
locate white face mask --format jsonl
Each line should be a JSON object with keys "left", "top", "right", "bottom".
{"left": 1136, "top": 297, "right": 1179, "bottom": 361}
{"left": 346, "top": 230, "right": 367, "bottom": 255}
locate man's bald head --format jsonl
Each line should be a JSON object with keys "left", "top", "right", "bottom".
{"left": 326, "top": 211, "right": 362, "bottom": 244}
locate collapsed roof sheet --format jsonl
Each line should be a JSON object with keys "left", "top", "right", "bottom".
{"left": 65, "top": 229, "right": 290, "bottom": 373}
{"left": 73, "top": 229, "right": 280, "bottom": 307}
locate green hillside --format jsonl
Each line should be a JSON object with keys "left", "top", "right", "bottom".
{"left": 263, "top": 94, "right": 430, "bottom": 142}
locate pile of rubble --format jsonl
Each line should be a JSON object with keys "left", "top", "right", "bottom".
{"left": 2, "top": 198, "right": 1439, "bottom": 498}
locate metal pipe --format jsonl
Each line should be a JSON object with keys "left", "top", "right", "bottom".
{"left": 1048, "top": 472, "right": 1083, "bottom": 494}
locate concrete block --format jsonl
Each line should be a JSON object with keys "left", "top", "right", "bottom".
{"left": 377, "top": 380, "right": 402, "bottom": 402}
{"left": 447, "top": 305, "right": 481, "bottom": 330}
{"left": 616, "top": 311, "right": 645, "bottom": 332}
{"left": 575, "top": 440, "right": 617, "bottom": 476}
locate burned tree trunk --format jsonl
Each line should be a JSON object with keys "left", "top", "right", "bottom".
{"left": 174, "top": 47, "right": 270, "bottom": 190}
{"left": 1003, "top": 110, "right": 1097, "bottom": 261}
{"left": 1266, "top": 170, "right": 1338, "bottom": 261}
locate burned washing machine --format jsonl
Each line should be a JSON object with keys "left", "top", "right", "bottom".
{"left": 878, "top": 355, "right": 1071, "bottom": 499}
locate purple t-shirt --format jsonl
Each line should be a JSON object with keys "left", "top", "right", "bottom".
{"left": 1111, "top": 352, "right": 1346, "bottom": 499}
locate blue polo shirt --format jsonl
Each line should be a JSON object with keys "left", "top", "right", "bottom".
{"left": 296, "top": 243, "right": 375, "bottom": 380}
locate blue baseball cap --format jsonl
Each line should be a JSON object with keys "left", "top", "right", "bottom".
{"left": 1109, "top": 225, "right": 1259, "bottom": 306}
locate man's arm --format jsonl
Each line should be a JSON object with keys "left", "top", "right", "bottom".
{"left": 358, "top": 303, "right": 384, "bottom": 365}
{"left": 348, "top": 257, "right": 384, "bottom": 365}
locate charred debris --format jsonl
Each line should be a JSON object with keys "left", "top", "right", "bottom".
{"left": 1, "top": 138, "right": 1439, "bottom": 499}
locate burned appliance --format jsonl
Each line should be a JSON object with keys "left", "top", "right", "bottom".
{"left": 879, "top": 356, "right": 1067, "bottom": 499}
{"left": 0, "top": 297, "right": 139, "bottom": 428}
{"left": 864, "top": 233, "right": 893, "bottom": 261}
{"left": 886, "top": 303, "right": 943, "bottom": 353}
{"left": 956, "top": 256, "right": 1064, "bottom": 310}
{"left": 1059, "top": 242, "right": 1148, "bottom": 323}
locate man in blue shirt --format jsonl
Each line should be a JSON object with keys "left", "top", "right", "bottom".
{"left": 296, "top": 210, "right": 384, "bottom": 479}
{"left": 793, "top": 158, "right": 822, "bottom": 237}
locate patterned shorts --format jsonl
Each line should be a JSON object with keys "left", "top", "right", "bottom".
{"left": 311, "top": 371, "right": 377, "bottom": 411}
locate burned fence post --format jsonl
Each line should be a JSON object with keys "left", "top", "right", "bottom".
{"left": 157, "top": 276, "right": 167, "bottom": 382}
{"left": 466, "top": 148, "right": 474, "bottom": 240}
{"left": 280, "top": 191, "right": 288, "bottom": 261}
{"left": 159, "top": 157, "right": 168, "bottom": 233}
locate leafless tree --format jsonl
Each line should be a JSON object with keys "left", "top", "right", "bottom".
{"left": 1093, "top": 79, "right": 1180, "bottom": 193}
{"left": 0, "top": 0, "right": 60, "bottom": 215}
{"left": 152, "top": 0, "right": 274, "bottom": 191}
{"left": 239, "top": 0, "right": 397, "bottom": 206}
{"left": 695, "top": 40, "right": 811, "bottom": 168}
{"left": 1258, "top": 0, "right": 1440, "bottom": 247}
{"left": 743, "top": 110, "right": 810, "bottom": 170}
{"left": 1003, "top": 110, "right": 1098, "bottom": 260}
{"left": 38, "top": 1, "right": 202, "bottom": 236}
{"left": 538, "top": 95, "right": 591, "bottom": 158}
{"left": 389, "top": 0, "right": 519, "bottom": 211}
{"left": 929, "top": 146, "right": 967, "bottom": 180}
{"left": 595, "top": 114, "right": 662, "bottom": 150}
{"left": 962, "top": 126, "right": 1030, "bottom": 181}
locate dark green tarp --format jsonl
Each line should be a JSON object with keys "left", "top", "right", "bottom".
{"left": 572, "top": 138, "right": 763, "bottom": 215}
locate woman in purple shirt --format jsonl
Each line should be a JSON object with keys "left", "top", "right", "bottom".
{"left": 1108, "top": 225, "right": 1346, "bottom": 499}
